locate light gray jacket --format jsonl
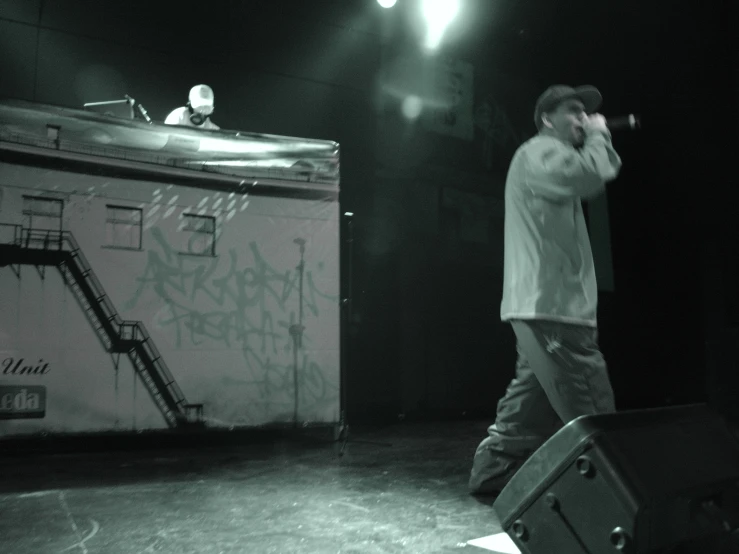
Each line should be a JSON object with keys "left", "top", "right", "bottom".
{"left": 500, "top": 130, "right": 622, "bottom": 327}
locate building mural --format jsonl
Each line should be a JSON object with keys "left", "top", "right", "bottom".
{"left": 0, "top": 100, "right": 340, "bottom": 436}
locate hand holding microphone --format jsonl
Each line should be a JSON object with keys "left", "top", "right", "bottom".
{"left": 605, "top": 114, "right": 641, "bottom": 130}
{"left": 584, "top": 113, "right": 641, "bottom": 131}
{"left": 584, "top": 113, "right": 609, "bottom": 133}
{"left": 585, "top": 113, "right": 641, "bottom": 134}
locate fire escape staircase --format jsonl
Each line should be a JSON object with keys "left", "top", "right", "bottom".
{"left": 0, "top": 224, "right": 204, "bottom": 429}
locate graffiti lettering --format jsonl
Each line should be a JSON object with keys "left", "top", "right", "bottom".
{"left": 124, "top": 229, "right": 336, "bottom": 351}
{"left": 123, "top": 228, "right": 339, "bottom": 422}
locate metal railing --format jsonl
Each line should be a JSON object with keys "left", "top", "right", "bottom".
{"left": 64, "top": 231, "right": 126, "bottom": 335}
{"left": 120, "top": 319, "right": 188, "bottom": 415}
{"left": 0, "top": 222, "right": 22, "bottom": 246}
{"left": 0, "top": 225, "right": 197, "bottom": 426}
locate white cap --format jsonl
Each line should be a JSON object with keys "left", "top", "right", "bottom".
{"left": 188, "top": 84, "right": 214, "bottom": 114}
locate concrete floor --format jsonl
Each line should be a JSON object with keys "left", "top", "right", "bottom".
{"left": 0, "top": 422, "right": 505, "bottom": 554}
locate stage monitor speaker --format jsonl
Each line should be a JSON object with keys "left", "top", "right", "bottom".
{"left": 493, "top": 404, "right": 739, "bottom": 554}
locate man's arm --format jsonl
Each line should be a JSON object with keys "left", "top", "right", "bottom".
{"left": 523, "top": 124, "right": 622, "bottom": 202}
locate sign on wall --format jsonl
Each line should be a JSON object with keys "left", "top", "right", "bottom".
{"left": 422, "top": 56, "right": 474, "bottom": 141}
{"left": 1, "top": 356, "right": 51, "bottom": 420}
{"left": 2, "top": 356, "right": 52, "bottom": 375}
{"left": 0, "top": 385, "right": 47, "bottom": 419}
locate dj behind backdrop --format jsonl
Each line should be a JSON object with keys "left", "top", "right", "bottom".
{"left": 0, "top": 93, "right": 342, "bottom": 435}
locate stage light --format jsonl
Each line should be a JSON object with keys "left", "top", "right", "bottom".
{"left": 421, "top": 0, "right": 459, "bottom": 50}
{"left": 377, "top": 0, "right": 397, "bottom": 8}
{"left": 422, "top": 0, "right": 459, "bottom": 26}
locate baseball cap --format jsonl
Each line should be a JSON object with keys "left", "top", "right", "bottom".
{"left": 188, "top": 84, "right": 215, "bottom": 114}
{"left": 534, "top": 85, "right": 602, "bottom": 129}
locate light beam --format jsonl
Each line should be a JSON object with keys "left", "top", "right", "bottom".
{"left": 421, "top": 0, "right": 459, "bottom": 50}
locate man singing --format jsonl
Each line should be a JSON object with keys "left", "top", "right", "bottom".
{"left": 469, "top": 85, "right": 622, "bottom": 495}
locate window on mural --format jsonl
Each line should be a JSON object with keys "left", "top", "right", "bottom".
{"left": 180, "top": 214, "right": 216, "bottom": 256}
{"left": 105, "top": 205, "right": 142, "bottom": 249}
{"left": 22, "top": 196, "right": 63, "bottom": 231}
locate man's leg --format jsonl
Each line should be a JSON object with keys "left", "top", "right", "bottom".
{"left": 469, "top": 340, "right": 561, "bottom": 495}
{"left": 511, "top": 319, "right": 616, "bottom": 422}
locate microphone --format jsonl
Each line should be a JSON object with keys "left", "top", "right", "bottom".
{"left": 136, "top": 103, "right": 152, "bottom": 124}
{"left": 607, "top": 114, "right": 641, "bottom": 130}
{"left": 124, "top": 94, "right": 153, "bottom": 124}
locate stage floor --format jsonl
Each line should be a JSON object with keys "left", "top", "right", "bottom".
{"left": 0, "top": 421, "right": 510, "bottom": 554}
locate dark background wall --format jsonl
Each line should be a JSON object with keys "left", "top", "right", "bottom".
{"left": 1, "top": 0, "right": 737, "bottom": 424}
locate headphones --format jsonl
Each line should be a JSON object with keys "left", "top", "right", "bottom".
{"left": 187, "top": 102, "right": 214, "bottom": 126}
